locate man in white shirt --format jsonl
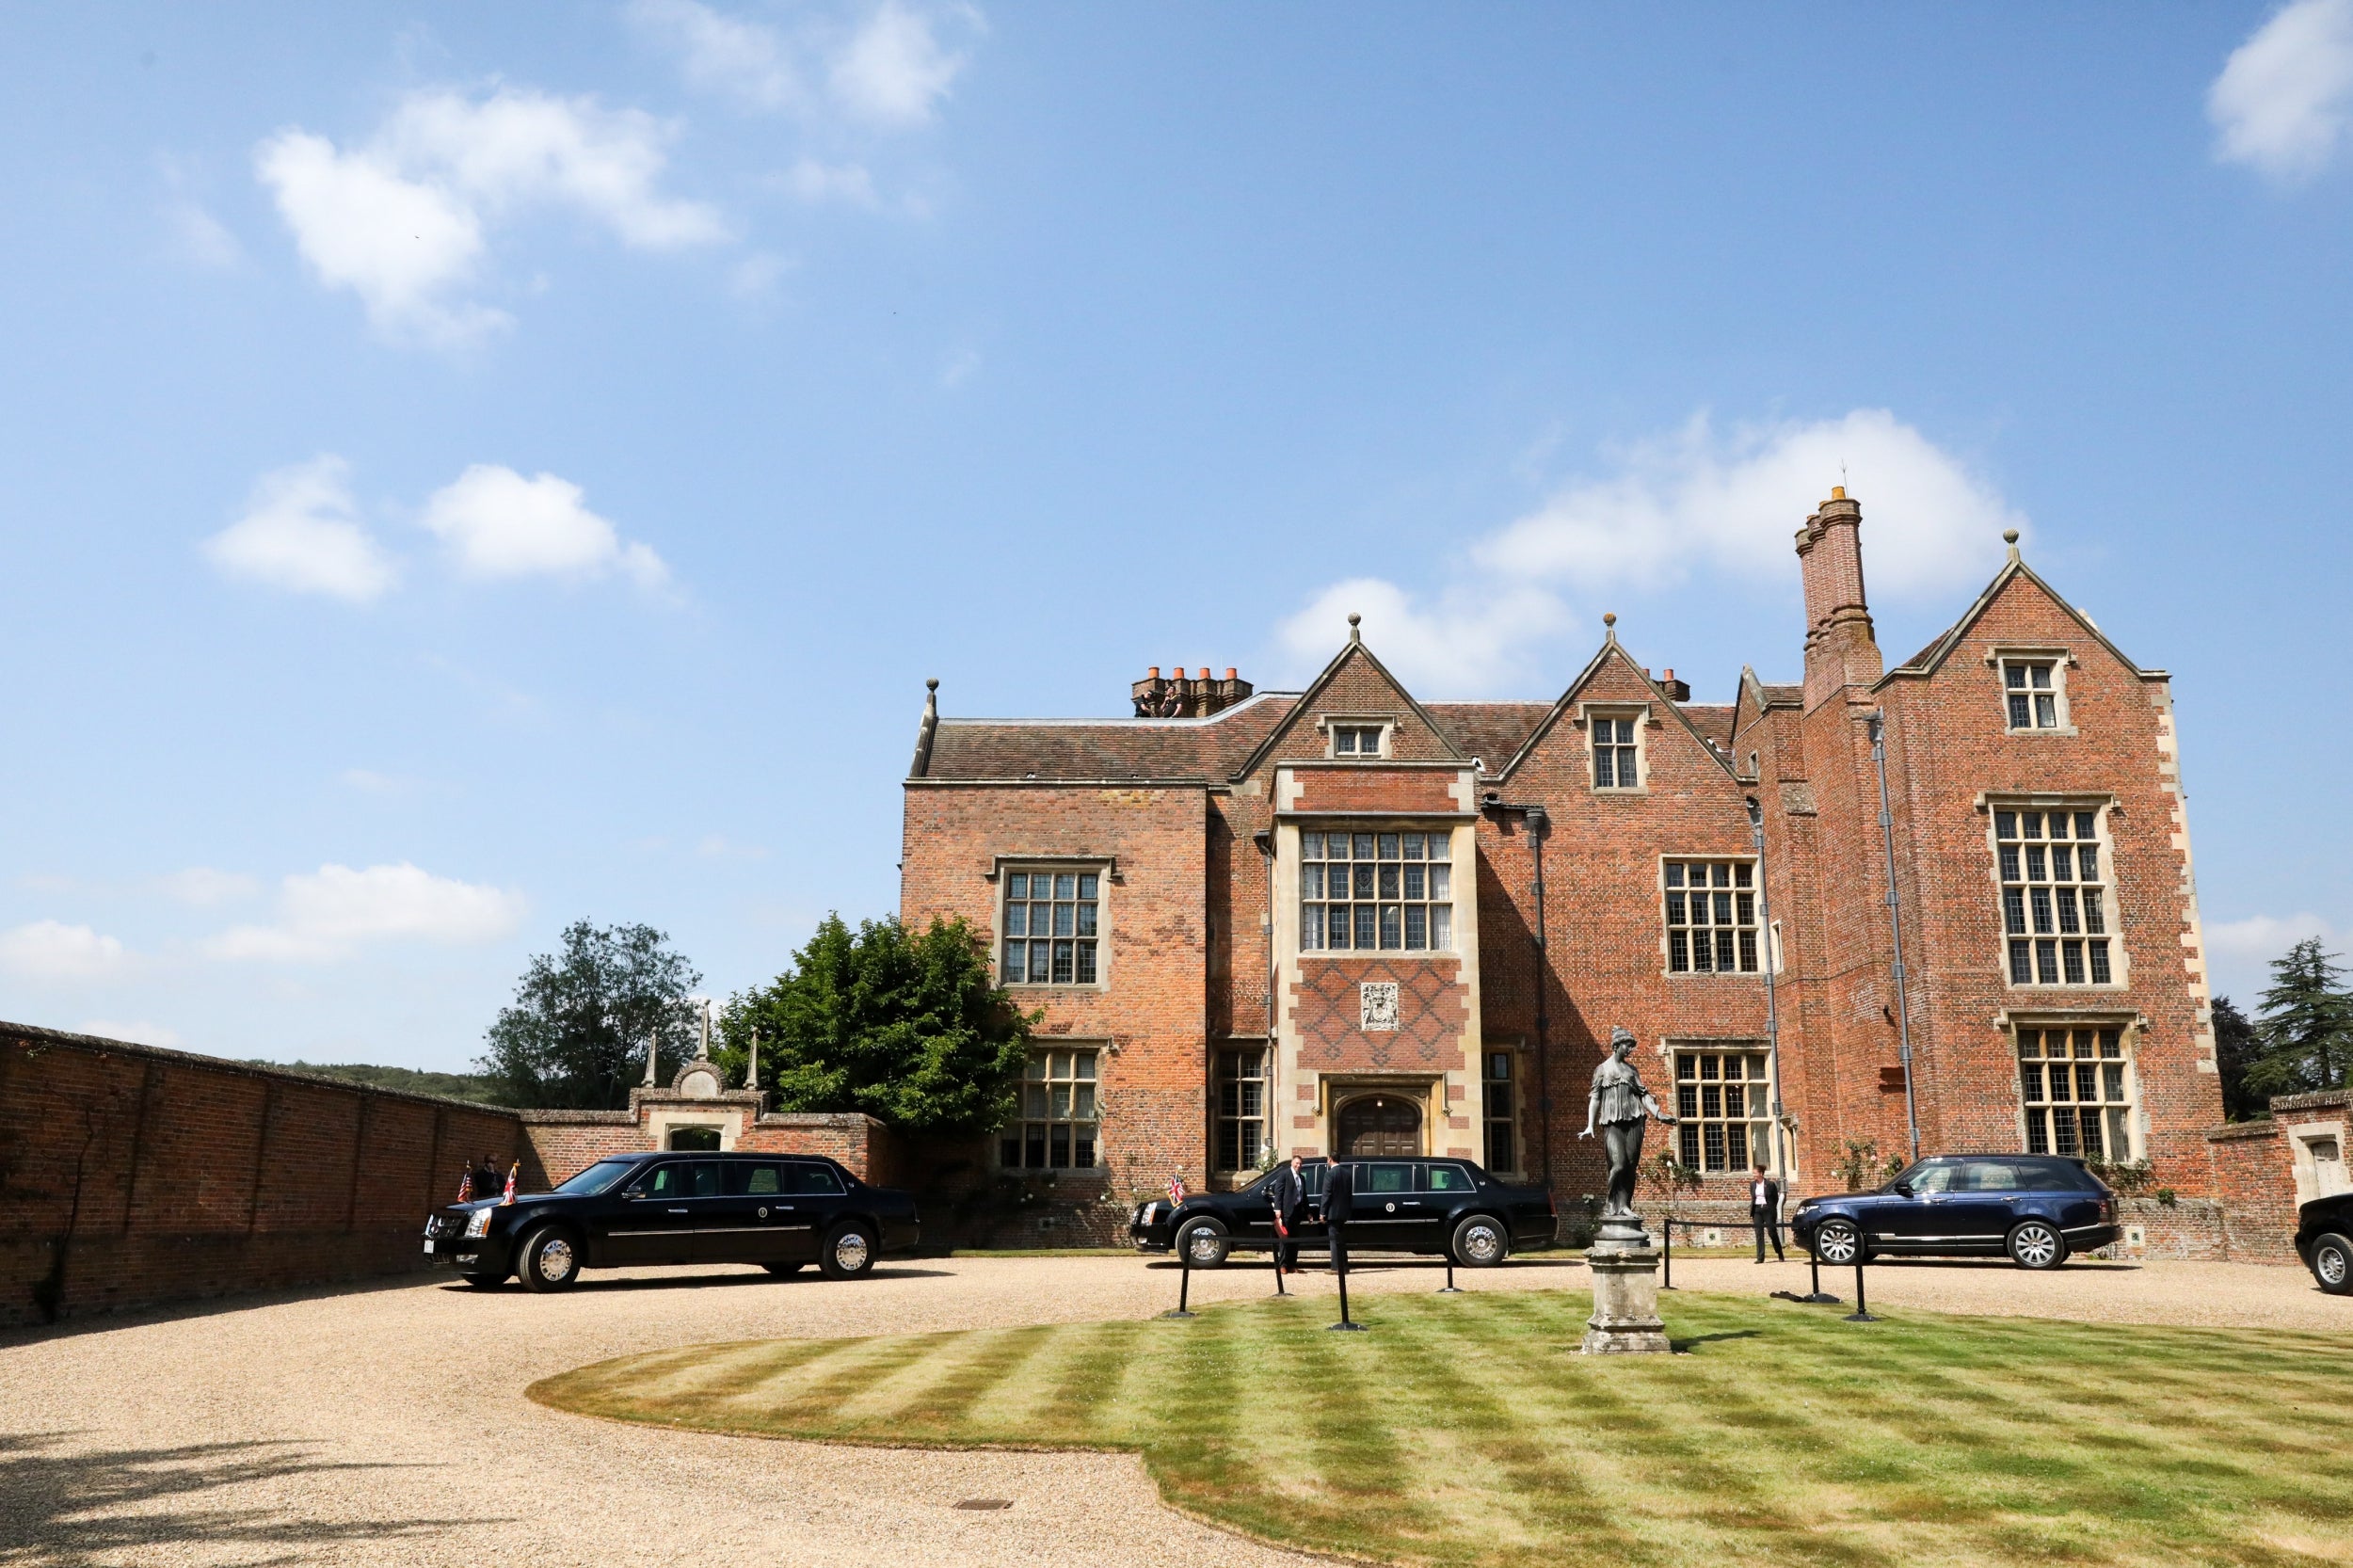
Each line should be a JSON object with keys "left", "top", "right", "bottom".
{"left": 1750, "top": 1162, "right": 1785, "bottom": 1262}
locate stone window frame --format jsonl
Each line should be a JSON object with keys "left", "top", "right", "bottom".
{"left": 992, "top": 857, "right": 1112, "bottom": 991}
{"left": 1981, "top": 793, "right": 2128, "bottom": 993}
{"left": 2290, "top": 1121, "right": 2350, "bottom": 1205}
{"left": 1667, "top": 1037, "right": 1785, "bottom": 1178}
{"left": 1659, "top": 855, "right": 1764, "bottom": 977}
{"left": 1318, "top": 714, "right": 1395, "bottom": 760}
{"left": 1481, "top": 1047, "right": 1521, "bottom": 1176}
{"left": 1577, "top": 701, "right": 1652, "bottom": 793}
{"left": 1296, "top": 824, "right": 1458, "bottom": 955}
{"left": 1984, "top": 644, "right": 2078, "bottom": 736}
{"left": 2001, "top": 1013, "right": 2145, "bottom": 1163}
{"left": 999, "top": 1042, "right": 1105, "bottom": 1172}
{"left": 1213, "top": 1042, "right": 1271, "bottom": 1174}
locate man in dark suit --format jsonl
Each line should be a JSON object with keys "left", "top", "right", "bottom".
{"left": 1266, "top": 1155, "right": 1307, "bottom": 1273}
{"left": 1750, "top": 1161, "right": 1785, "bottom": 1262}
{"left": 1321, "top": 1157, "right": 1356, "bottom": 1276}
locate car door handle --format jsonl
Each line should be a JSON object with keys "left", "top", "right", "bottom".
{"left": 667, "top": 1208, "right": 689, "bottom": 1214}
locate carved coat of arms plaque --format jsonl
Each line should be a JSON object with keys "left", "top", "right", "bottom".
{"left": 1359, "top": 982, "right": 1400, "bottom": 1032}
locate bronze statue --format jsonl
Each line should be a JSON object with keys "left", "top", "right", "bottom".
{"left": 1579, "top": 1027, "right": 1677, "bottom": 1227}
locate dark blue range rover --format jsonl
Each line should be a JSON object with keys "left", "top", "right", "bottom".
{"left": 1790, "top": 1153, "right": 2119, "bottom": 1271}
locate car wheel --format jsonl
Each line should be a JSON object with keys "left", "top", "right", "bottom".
{"left": 1451, "top": 1214, "right": 1510, "bottom": 1267}
{"left": 2312, "top": 1232, "right": 2353, "bottom": 1295}
{"left": 517, "top": 1227, "right": 582, "bottom": 1292}
{"left": 1812, "top": 1219, "right": 1862, "bottom": 1266}
{"left": 2008, "top": 1220, "right": 2066, "bottom": 1271}
{"left": 819, "top": 1223, "right": 876, "bottom": 1280}
{"left": 459, "top": 1270, "right": 507, "bottom": 1288}
{"left": 1175, "top": 1218, "right": 1229, "bottom": 1268}
{"left": 760, "top": 1261, "right": 806, "bottom": 1277}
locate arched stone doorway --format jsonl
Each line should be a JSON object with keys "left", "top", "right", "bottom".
{"left": 666, "top": 1126, "right": 722, "bottom": 1151}
{"left": 1335, "top": 1094, "right": 1422, "bottom": 1158}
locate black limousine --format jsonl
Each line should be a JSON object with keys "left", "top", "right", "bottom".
{"left": 1131, "top": 1156, "right": 1558, "bottom": 1267}
{"left": 2296, "top": 1189, "right": 2353, "bottom": 1295}
{"left": 423, "top": 1150, "right": 920, "bottom": 1291}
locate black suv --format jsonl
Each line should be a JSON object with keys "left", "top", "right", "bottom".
{"left": 1130, "top": 1156, "right": 1557, "bottom": 1268}
{"left": 1790, "top": 1153, "right": 2119, "bottom": 1271}
{"left": 422, "top": 1151, "right": 920, "bottom": 1291}
{"left": 2295, "top": 1190, "right": 2353, "bottom": 1295}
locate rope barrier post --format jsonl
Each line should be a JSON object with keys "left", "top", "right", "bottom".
{"left": 1843, "top": 1253, "right": 1875, "bottom": 1323}
{"left": 1162, "top": 1244, "right": 1196, "bottom": 1320}
{"left": 1438, "top": 1255, "right": 1462, "bottom": 1294}
{"left": 1273, "top": 1242, "right": 1287, "bottom": 1297}
{"left": 1660, "top": 1218, "right": 1675, "bottom": 1290}
{"left": 1329, "top": 1231, "right": 1366, "bottom": 1332}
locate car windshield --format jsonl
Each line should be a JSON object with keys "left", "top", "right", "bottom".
{"left": 1890, "top": 1160, "right": 1957, "bottom": 1194}
{"left": 552, "top": 1159, "right": 636, "bottom": 1196}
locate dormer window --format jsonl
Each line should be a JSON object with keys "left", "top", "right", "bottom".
{"left": 1330, "top": 724, "right": 1387, "bottom": 759}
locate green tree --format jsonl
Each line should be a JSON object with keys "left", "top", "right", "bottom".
{"left": 719, "top": 914, "right": 1031, "bottom": 1135}
{"left": 2250, "top": 938, "right": 2353, "bottom": 1098}
{"left": 476, "top": 921, "right": 703, "bottom": 1109}
{"left": 2210, "top": 995, "right": 2265, "bottom": 1121}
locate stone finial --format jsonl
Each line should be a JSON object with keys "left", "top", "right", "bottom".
{"left": 1347, "top": 612, "right": 1362, "bottom": 642}
{"left": 2003, "top": 528, "right": 2022, "bottom": 564}
{"left": 1603, "top": 611, "right": 1618, "bottom": 644}
{"left": 909, "top": 678, "right": 941, "bottom": 776}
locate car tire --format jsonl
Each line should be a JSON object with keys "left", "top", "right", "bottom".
{"left": 1175, "top": 1217, "right": 1229, "bottom": 1268}
{"left": 2311, "top": 1232, "right": 2353, "bottom": 1296}
{"left": 819, "top": 1223, "right": 876, "bottom": 1280}
{"left": 1451, "top": 1214, "right": 1510, "bottom": 1267}
{"left": 760, "top": 1261, "right": 806, "bottom": 1277}
{"left": 1812, "top": 1218, "right": 1863, "bottom": 1266}
{"left": 2008, "top": 1219, "right": 2067, "bottom": 1271}
{"left": 459, "top": 1270, "right": 507, "bottom": 1288}
{"left": 517, "top": 1227, "right": 582, "bottom": 1292}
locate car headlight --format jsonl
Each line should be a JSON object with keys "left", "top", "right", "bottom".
{"left": 465, "top": 1208, "right": 494, "bottom": 1238}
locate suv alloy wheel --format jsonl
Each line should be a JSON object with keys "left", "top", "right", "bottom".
{"left": 518, "top": 1226, "right": 581, "bottom": 1292}
{"left": 1812, "top": 1218, "right": 1862, "bottom": 1266}
{"left": 2008, "top": 1219, "right": 2065, "bottom": 1271}
{"left": 2312, "top": 1232, "right": 2352, "bottom": 1295}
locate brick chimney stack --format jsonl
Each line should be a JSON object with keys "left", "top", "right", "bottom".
{"left": 1795, "top": 486, "right": 1882, "bottom": 706}
{"left": 1130, "top": 665, "right": 1254, "bottom": 717}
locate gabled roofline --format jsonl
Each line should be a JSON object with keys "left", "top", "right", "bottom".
{"left": 1491, "top": 632, "right": 1740, "bottom": 786}
{"left": 1228, "top": 625, "right": 1466, "bottom": 781}
{"left": 1877, "top": 556, "right": 2159, "bottom": 689}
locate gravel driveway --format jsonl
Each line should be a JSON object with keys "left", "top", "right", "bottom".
{"left": 1, "top": 1251, "right": 2340, "bottom": 1565}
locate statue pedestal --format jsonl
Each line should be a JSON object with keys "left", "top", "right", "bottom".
{"left": 1581, "top": 1232, "right": 1671, "bottom": 1355}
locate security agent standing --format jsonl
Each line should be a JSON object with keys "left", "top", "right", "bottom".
{"left": 1750, "top": 1161, "right": 1785, "bottom": 1262}
{"left": 1321, "top": 1157, "right": 1356, "bottom": 1275}
{"left": 1267, "top": 1155, "right": 1308, "bottom": 1273}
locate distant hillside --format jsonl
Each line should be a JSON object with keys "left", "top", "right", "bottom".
{"left": 248, "top": 1060, "right": 504, "bottom": 1105}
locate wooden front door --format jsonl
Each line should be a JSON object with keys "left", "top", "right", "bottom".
{"left": 1337, "top": 1095, "right": 1421, "bottom": 1158}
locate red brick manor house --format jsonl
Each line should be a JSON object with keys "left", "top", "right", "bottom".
{"left": 901, "top": 489, "right": 2225, "bottom": 1237}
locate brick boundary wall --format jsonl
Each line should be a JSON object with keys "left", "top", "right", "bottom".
{"left": 0, "top": 1023, "right": 526, "bottom": 1329}
{"left": 517, "top": 1110, "right": 909, "bottom": 1190}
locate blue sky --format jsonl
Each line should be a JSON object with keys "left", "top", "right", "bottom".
{"left": 3, "top": 3, "right": 2348, "bottom": 1069}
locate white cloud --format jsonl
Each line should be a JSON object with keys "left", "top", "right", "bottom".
{"left": 419, "top": 464, "right": 668, "bottom": 589}
{"left": 205, "top": 862, "right": 525, "bottom": 964}
{"left": 2204, "top": 911, "right": 2346, "bottom": 1007}
{"left": 78, "top": 1019, "right": 184, "bottom": 1048}
{"left": 154, "top": 868, "right": 260, "bottom": 906}
{"left": 631, "top": 0, "right": 802, "bottom": 110}
{"left": 2210, "top": 0, "right": 2353, "bottom": 183}
{"left": 202, "top": 456, "right": 400, "bottom": 602}
{"left": 0, "top": 921, "right": 130, "bottom": 982}
{"left": 832, "top": 2, "right": 970, "bottom": 125}
{"left": 636, "top": 0, "right": 972, "bottom": 127}
{"left": 167, "top": 200, "right": 243, "bottom": 269}
{"left": 256, "top": 87, "right": 725, "bottom": 344}
{"left": 1277, "top": 408, "right": 2023, "bottom": 696}
{"left": 783, "top": 156, "right": 881, "bottom": 207}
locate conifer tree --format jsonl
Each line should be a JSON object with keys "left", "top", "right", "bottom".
{"left": 2249, "top": 938, "right": 2353, "bottom": 1098}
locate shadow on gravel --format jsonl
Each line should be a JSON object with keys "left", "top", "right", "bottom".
{"left": 445, "top": 1265, "right": 958, "bottom": 1296}
{"left": 0, "top": 1431, "right": 492, "bottom": 1566}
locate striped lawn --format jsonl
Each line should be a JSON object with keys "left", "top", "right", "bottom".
{"left": 530, "top": 1290, "right": 2353, "bottom": 1567}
